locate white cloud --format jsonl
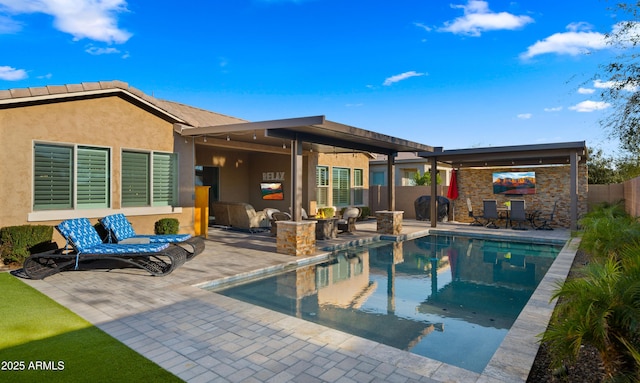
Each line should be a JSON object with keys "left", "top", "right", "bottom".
{"left": 517, "top": 113, "right": 532, "bottom": 119}
{"left": 593, "top": 79, "right": 638, "bottom": 92}
{"left": 0, "top": 0, "right": 131, "bottom": 44}
{"left": 85, "top": 46, "right": 120, "bottom": 55}
{"left": 414, "top": 22, "right": 432, "bottom": 32}
{"left": 544, "top": 106, "right": 563, "bottom": 112}
{"left": 578, "top": 87, "right": 595, "bottom": 94}
{"left": 0, "top": 65, "right": 27, "bottom": 80}
{"left": 383, "top": 71, "right": 426, "bottom": 86}
{"left": 439, "top": 0, "right": 534, "bottom": 37}
{"left": 520, "top": 23, "right": 607, "bottom": 59}
{"left": 569, "top": 100, "right": 611, "bottom": 112}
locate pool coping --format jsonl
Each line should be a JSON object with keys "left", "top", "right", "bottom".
{"left": 197, "top": 228, "right": 578, "bottom": 382}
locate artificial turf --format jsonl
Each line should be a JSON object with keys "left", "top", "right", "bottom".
{"left": 0, "top": 273, "right": 183, "bottom": 382}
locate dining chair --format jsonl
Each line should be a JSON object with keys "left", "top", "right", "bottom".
{"left": 466, "top": 198, "right": 484, "bottom": 226}
{"left": 509, "top": 200, "right": 528, "bottom": 230}
{"left": 482, "top": 200, "right": 499, "bottom": 229}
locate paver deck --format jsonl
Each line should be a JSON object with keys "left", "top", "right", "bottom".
{"left": 19, "top": 220, "right": 577, "bottom": 382}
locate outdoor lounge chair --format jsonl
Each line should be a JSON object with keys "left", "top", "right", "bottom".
{"left": 337, "top": 207, "right": 361, "bottom": 234}
{"left": 466, "top": 198, "right": 484, "bottom": 226}
{"left": 482, "top": 200, "right": 500, "bottom": 229}
{"left": 509, "top": 200, "right": 528, "bottom": 230}
{"left": 22, "top": 218, "right": 188, "bottom": 279}
{"left": 99, "top": 213, "right": 204, "bottom": 260}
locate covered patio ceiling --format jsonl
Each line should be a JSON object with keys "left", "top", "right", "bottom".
{"left": 175, "top": 115, "right": 435, "bottom": 155}
{"left": 418, "top": 141, "right": 588, "bottom": 168}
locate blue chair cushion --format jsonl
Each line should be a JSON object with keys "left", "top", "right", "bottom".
{"left": 128, "top": 234, "right": 192, "bottom": 243}
{"left": 82, "top": 242, "right": 169, "bottom": 254}
{"left": 101, "top": 214, "right": 192, "bottom": 243}
{"left": 57, "top": 218, "right": 104, "bottom": 253}
{"left": 57, "top": 218, "right": 170, "bottom": 254}
{"left": 101, "top": 213, "right": 136, "bottom": 241}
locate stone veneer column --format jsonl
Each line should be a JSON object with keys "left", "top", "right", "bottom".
{"left": 375, "top": 211, "right": 404, "bottom": 235}
{"left": 276, "top": 221, "right": 316, "bottom": 256}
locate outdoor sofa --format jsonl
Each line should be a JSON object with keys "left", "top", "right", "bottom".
{"left": 212, "top": 201, "right": 270, "bottom": 232}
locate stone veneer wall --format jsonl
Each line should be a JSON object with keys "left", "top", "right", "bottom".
{"left": 453, "top": 164, "right": 588, "bottom": 228}
{"left": 276, "top": 221, "right": 316, "bottom": 256}
{"left": 376, "top": 211, "right": 403, "bottom": 234}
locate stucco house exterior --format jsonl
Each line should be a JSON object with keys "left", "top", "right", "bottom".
{"left": 0, "top": 80, "right": 401, "bottom": 244}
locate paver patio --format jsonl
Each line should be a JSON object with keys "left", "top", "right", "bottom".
{"left": 19, "top": 220, "right": 576, "bottom": 382}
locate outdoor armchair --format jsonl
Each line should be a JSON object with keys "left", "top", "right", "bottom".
{"left": 23, "top": 218, "right": 187, "bottom": 279}
{"left": 100, "top": 213, "right": 204, "bottom": 260}
{"left": 337, "top": 207, "right": 361, "bottom": 234}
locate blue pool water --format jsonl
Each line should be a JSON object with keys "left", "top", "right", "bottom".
{"left": 210, "top": 234, "right": 562, "bottom": 373}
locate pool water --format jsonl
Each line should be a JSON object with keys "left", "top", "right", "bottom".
{"left": 211, "top": 234, "right": 562, "bottom": 373}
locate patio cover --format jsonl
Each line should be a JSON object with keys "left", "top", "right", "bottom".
{"left": 176, "top": 115, "right": 435, "bottom": 220}
{"left": 418, "top": 141, "right": 588, "bottom": 230}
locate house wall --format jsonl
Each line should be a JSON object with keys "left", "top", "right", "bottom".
{"left": 0, "top": 96, "right": 196, "bottom": 245}
{"left": 196, "top": 146, "right": 251, "bottom": 203}
{"left": 248, "top": 152, "right": 291, "bottom": 212}
{"left": 315, "top": 152, "right": 370, "bottom": 215}
{"left": 454, "top": 165, "right": 588, "bottom": 228}
{"left": 369, "top": 162, "right": 450, "bottom": 186}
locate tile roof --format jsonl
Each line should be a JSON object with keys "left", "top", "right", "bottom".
{"left": 0, "top": 80, "right": 247, "bottom": 128}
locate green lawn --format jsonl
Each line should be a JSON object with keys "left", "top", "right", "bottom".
{"left": 0, "top": 273, "right": 183, "bottom": 382}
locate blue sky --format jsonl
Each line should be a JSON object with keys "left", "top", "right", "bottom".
{"left": 0, "top": 0, "right": 631, "bottom": 152}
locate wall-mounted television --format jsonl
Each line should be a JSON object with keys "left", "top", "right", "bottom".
{"left": 260, "top": 182, "right": 284, "bottom": 200}
{"left": 492, "top": 171, "right": 536, "bottom": 195}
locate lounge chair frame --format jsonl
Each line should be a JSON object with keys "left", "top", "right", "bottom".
{"left": 23, "top": 245, "right": 187, "bottom": 280}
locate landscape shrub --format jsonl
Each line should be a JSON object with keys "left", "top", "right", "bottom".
{"left": 154, "top": 218, "right": 179, "bottom": 234}
{"left": 0, "top": 225, "right": 54, "bottom": 265}
{"left": 358, "top": 206, "right": 371, "bottom": 220}
{"left": 543, "top": 203, "right": 640, "bottom": 382}
{"left": 579, "top": 201, "right": 640, "bottom": 260}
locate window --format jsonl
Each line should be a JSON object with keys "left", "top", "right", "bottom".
{"left": 316, "top": 166, "right": 329, "bottom": 207}
{"left": 122, "top": 150, "right": 177, "bottom": 207}
{"left": 353, "top": 168, "right": 364, "bottom": 205}
{"left": 371, "top": 171, "right": 385, "bottom": 186}
{"left": 153, "top": 152, "right": 177, "bottom": 206}
{"left": 332, "top": 167, "right": 350, "bottom": 207}
{"left": 33, "top": 143, "right": 109, "bottom": 210}
{"left": 402, "top": 169, "right": 418, "bottom": 186}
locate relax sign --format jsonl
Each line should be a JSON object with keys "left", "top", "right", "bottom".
{"left": 263, "top": 172, "right": 285, "bottom": 181}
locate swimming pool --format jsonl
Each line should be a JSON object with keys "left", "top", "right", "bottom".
{"left": 209, "top": 234, "right": 562, "bottom": 373}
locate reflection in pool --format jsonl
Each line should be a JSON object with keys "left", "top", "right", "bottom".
{"left": 211, "top": 234, "right": 562, "bottom": 373}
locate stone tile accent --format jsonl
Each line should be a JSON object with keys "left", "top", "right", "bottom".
{"left": 375, "top": 210, "right": 403, "bottom": 234}
{"left": 276, "top": 221, "right": 316, "bottom": 256}
{"left": 453, "top": 165, "right": 588, "bottom": 228}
